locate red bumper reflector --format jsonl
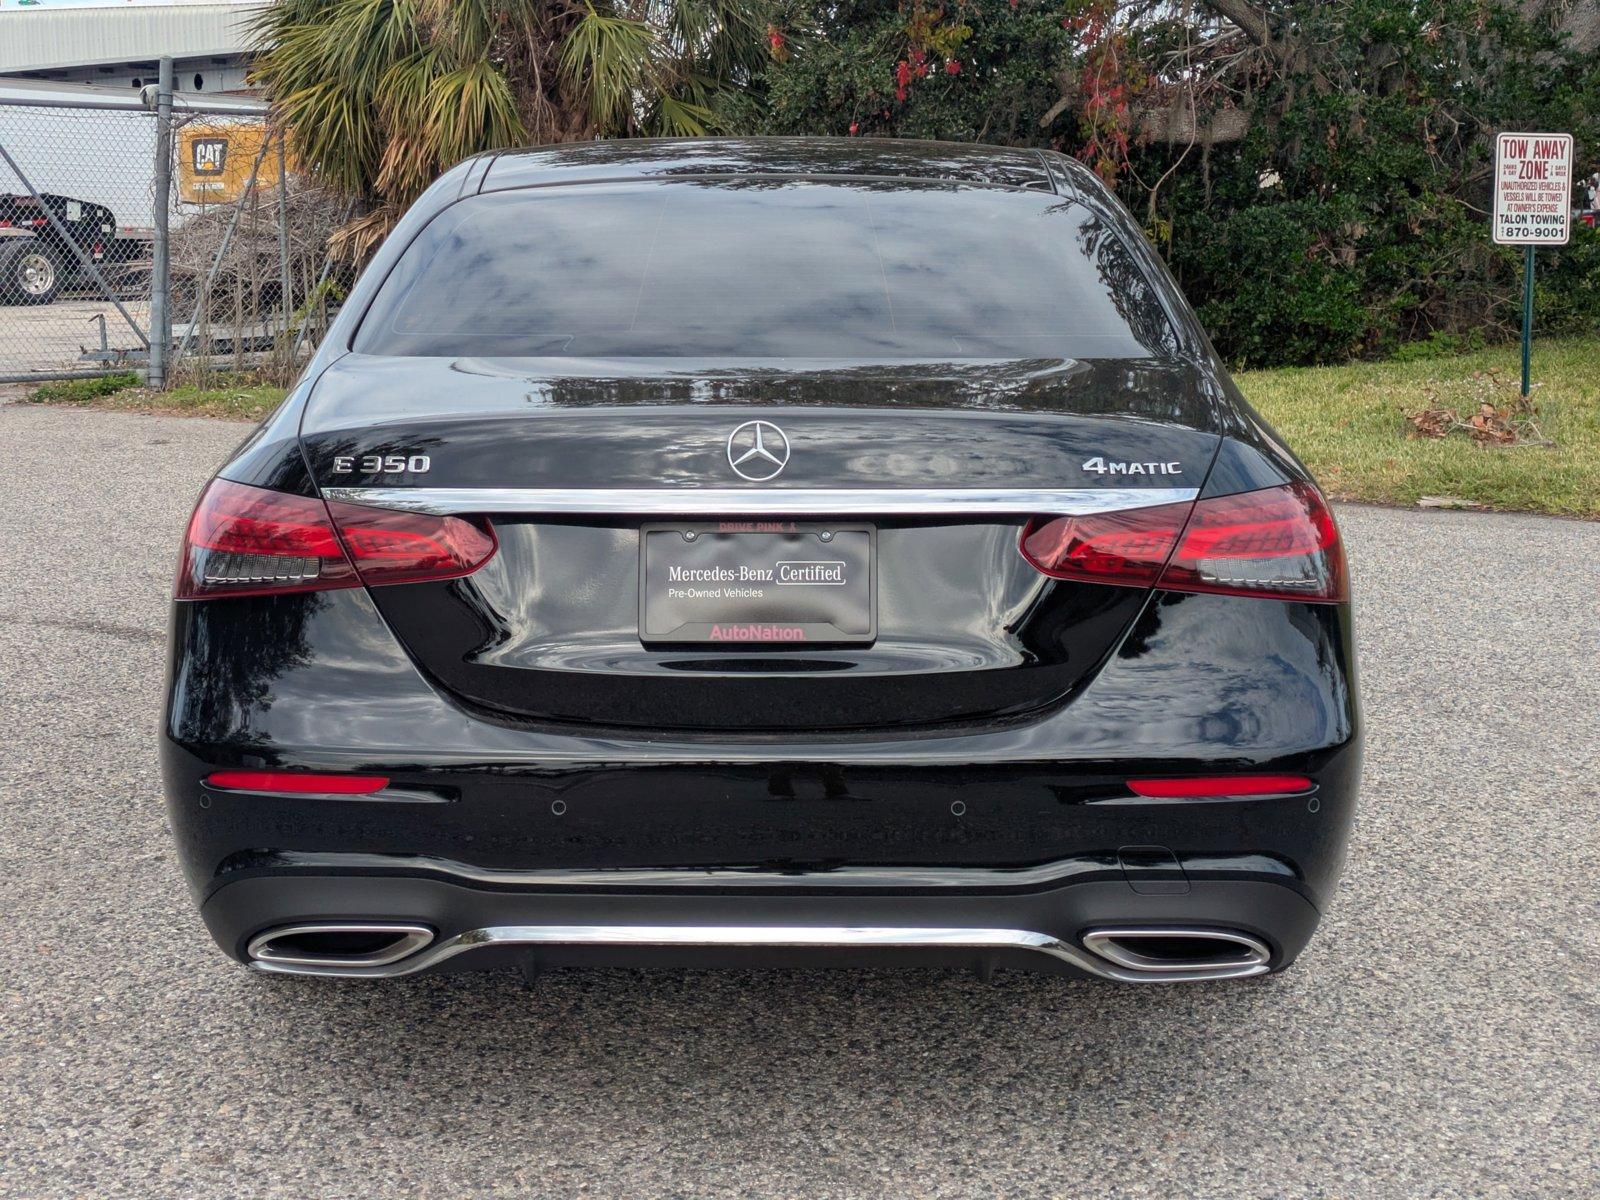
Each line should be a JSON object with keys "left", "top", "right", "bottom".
{"left": 205, "top": 771, "right": 390, "bottom": 795}
{"left": 1127, "top": 775, "right": 1313, "bottom": 798}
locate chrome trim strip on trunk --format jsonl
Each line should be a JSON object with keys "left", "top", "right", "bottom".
{"left": 247, "top": 923, "right": 1271, "bottom": 982}
{"left": 320, "top": 486, "right": 1198, "bottom": 518}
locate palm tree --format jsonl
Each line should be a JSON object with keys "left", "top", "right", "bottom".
{"left": 252, "top": 0, "right": 775, "bottom": 257}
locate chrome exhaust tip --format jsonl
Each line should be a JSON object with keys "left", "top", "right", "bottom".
{"left": 1080, "top": 927, "right": 1272, "bottom": 980}
{"left": 246, "top": 923, "right": 434, "bottom": 972}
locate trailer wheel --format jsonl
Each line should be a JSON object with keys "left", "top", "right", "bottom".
{"left": 0, "top": 240, "right": 64, "bottom": 305}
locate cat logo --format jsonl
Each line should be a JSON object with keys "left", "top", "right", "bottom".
{"left": 178, "top": 126, "right": 294, "bottom": 204}
{"left": 191, "top": 139, "right": 228, "bottom": 177}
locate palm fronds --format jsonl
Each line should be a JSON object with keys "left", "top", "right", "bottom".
{"left": 560, "top": 5, "right": 655, "bottom": 131}
{"left": 250, "top": 0, "right": 778, "bottom": 258}
{"left": 652, "top": 93, "right": 718, "bottom": 136}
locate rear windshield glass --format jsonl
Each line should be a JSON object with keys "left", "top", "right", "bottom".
{"left": 354, "top": 180, "right": 1179, "bottom": 359}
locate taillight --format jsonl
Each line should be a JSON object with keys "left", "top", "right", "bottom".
{"left": 1019, "top": 501, "right": 1191, "bottom": 588}
{"left": 176, "top": 479, "right": 496, "bottom": 599}
{"left": 325, "top": 499, "right": 497, "bottom": 587}
{"left": 177, "top": 479, "right": 357, "bottom": 599}
{"left": 1160, "top": 483, "right": 1345, "bottom": 601}
{"left": 1020, "top": 483, "right": 1347, "bottom": 603}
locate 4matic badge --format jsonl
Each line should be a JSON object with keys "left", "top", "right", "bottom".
{"left": 1081, "top": 456, "right": 1181, "bottom": 476}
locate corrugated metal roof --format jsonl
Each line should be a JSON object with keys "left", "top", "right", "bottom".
{"left": 0, "top": 3, "right": 266, "bottom": 74}
{"left": 0, "top": 77, "right": 266, "bottom": 113}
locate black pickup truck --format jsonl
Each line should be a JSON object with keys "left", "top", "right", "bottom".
{"left": 0, "top": 191, "right": 141, "bottom": 305}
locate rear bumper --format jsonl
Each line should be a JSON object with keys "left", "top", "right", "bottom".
{"left": 202, "top": 871, "right": 1321, "bottom": 982}
{"left": 162, "top": 585, "right": 1360, "bottom": 982}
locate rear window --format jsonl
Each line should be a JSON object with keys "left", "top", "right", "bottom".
{"left": 354, "top": 180, "right": 1179, "bottom": 359}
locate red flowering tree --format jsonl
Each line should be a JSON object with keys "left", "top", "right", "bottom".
{"left": 745, "top": 0, "right": 1087, "bottom": 145}
{"left": 747, "top": 0, "right": 1600, "bottom": 365}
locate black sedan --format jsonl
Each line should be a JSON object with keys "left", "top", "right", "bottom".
{"left": 162, "top": 139, "right": 1359, "bottom": 984}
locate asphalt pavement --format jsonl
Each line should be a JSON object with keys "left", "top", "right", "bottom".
{"left": 1, "top": 401, "right": 1596, "bottom": 1199}
{"left": 0, "top": 299, "right": 149, "bottom": 380}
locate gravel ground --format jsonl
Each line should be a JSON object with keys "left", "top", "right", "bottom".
{"left": 1, "top": 402, "right": 1596, "bottom": 1199}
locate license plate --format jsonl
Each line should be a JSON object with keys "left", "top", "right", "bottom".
{"left": 640, "top": 522, "right": 875, "bottom": 645}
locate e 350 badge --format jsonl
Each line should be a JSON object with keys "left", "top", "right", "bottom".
{"left": 331, "top": 454, "right": 432, "bottom": 474}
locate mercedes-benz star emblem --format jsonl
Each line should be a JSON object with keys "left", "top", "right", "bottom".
{"left": 726, "top": 420, "right": 791, "bottom": 482}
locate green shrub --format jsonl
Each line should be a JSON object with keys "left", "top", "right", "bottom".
{"left": 1533, "top": 223, "right": 1600, "bottom": 339}
{"left": 26, "top": 373, "right": 140, "bottom": 404}
{"left": 751, "top": 0, "right": 1600, "bottom": 367}
{"left": 1173, "top": 201, "right": 1371, "bottom": 367}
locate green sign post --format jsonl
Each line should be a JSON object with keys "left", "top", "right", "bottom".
{"left": 1520, "top": 245, "right": 1535, "bottom": 398}
{"left": 1492, "top": 132, "right": 1573, "bottom": 399}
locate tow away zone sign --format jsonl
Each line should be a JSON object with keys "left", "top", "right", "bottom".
{"left": 1493, "top": 132, "right": 1572, "bottom": 245}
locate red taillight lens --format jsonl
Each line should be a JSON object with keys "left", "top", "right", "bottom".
{"left": 205, "top": 771, "right": 389, "bottom": 795}
{"left": 1019, "top": 483, "right": 1347, "bottom": 603}
{"left": 1019, "top": 501, "right": 1190, "bottom": 587}
{"left": 326, "top": 500, "right": 497, "bottom": 587}
{"left": 177, "top": 479, "right": 358, "bottom": 599}
{"left": 176, "top": 480, "right": 497, "bottom": 599}
{"left": 1160, "top": 483, "right": 1346, "bottom": 602}
{"left": 1128, "top": 775, "right": 1313, "bottom": 798}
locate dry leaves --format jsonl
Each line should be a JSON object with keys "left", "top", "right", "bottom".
{"left": 1405, "top": 369, "right": 1552, "bottom": 447}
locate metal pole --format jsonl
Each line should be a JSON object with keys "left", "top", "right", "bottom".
{"left": 0, "top": 95, "right": 266, "bottom": 115}
{"left": 1519, "top": 244, "right": 1535, "bottom": 398}
{"left": 147, "top": 56, "right": 175, "bottom": 388}
{"left": 276, "top": 129, "right": 292, "bottom": 344}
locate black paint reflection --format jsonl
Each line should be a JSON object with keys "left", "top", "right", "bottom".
{"left": 368, "top": 521, "right": 1148, "bottom": 731}
{"left": 168, "top": 594, "right": 326, "bottom": 752}
{"left": 482, "top": 136, "right": 1057, "bottom": 193}
{"left": 162, "top": 583, "right": 1357, "bottom": 899}
{"left": 298, "top": 356, "right": 1236, "bottom": 493}
{"left": 311, "top": 352, "right": 1234, "bottom": 424}
{"left": 1070, "top": 591, "right": 1353, "bottom": 756}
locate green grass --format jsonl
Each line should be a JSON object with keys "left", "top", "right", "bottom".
{"left": 24, "top": 339, "right": 1600, "bottom": 518}
{"left": 26, "top": 373, "right": 142, "bottom": 403}
{"left": 24, "top": 373, "right": 288, "bottom": 421}
{"left": 1238, "top": 337, "right": 1600, "bottom": 518}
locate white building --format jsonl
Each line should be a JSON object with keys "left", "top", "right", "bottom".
{"left": 0, "top": 0, "right": 265, "bottom": 97}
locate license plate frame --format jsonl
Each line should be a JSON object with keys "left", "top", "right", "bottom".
{"left": 639, "top": 521, "right": 876, "bottom": 646}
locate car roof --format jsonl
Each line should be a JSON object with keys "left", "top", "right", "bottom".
{"left": 480, "top": 137, "right": 1058, "bottom": 194}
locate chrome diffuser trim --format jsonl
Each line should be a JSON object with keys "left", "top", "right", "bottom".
{"left": 247, "top": 923, "right": 1268, "bottom": 982}
{"left": 258, "top": 851, "right": 1114, "bottom": 891}
{"left": 1080, "top": 927, "right": 1272, "bottom": 975}
{"left": 320, "top": 486, "right": 1198, "bottom": 518}
{"left": 246, "top": 923, "right": 435, "bottom": 969}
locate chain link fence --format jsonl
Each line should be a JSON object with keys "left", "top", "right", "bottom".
{"left": 0, "top": 70, "right": 344, "bottom": 387}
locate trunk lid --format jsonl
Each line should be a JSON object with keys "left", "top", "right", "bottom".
{"left": 300, "top": 355, "right": 1220, "bottom": 732}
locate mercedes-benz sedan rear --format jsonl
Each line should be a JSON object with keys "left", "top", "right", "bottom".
{"left": 162, "top": 138, "right": 1358, "bottom": 984}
